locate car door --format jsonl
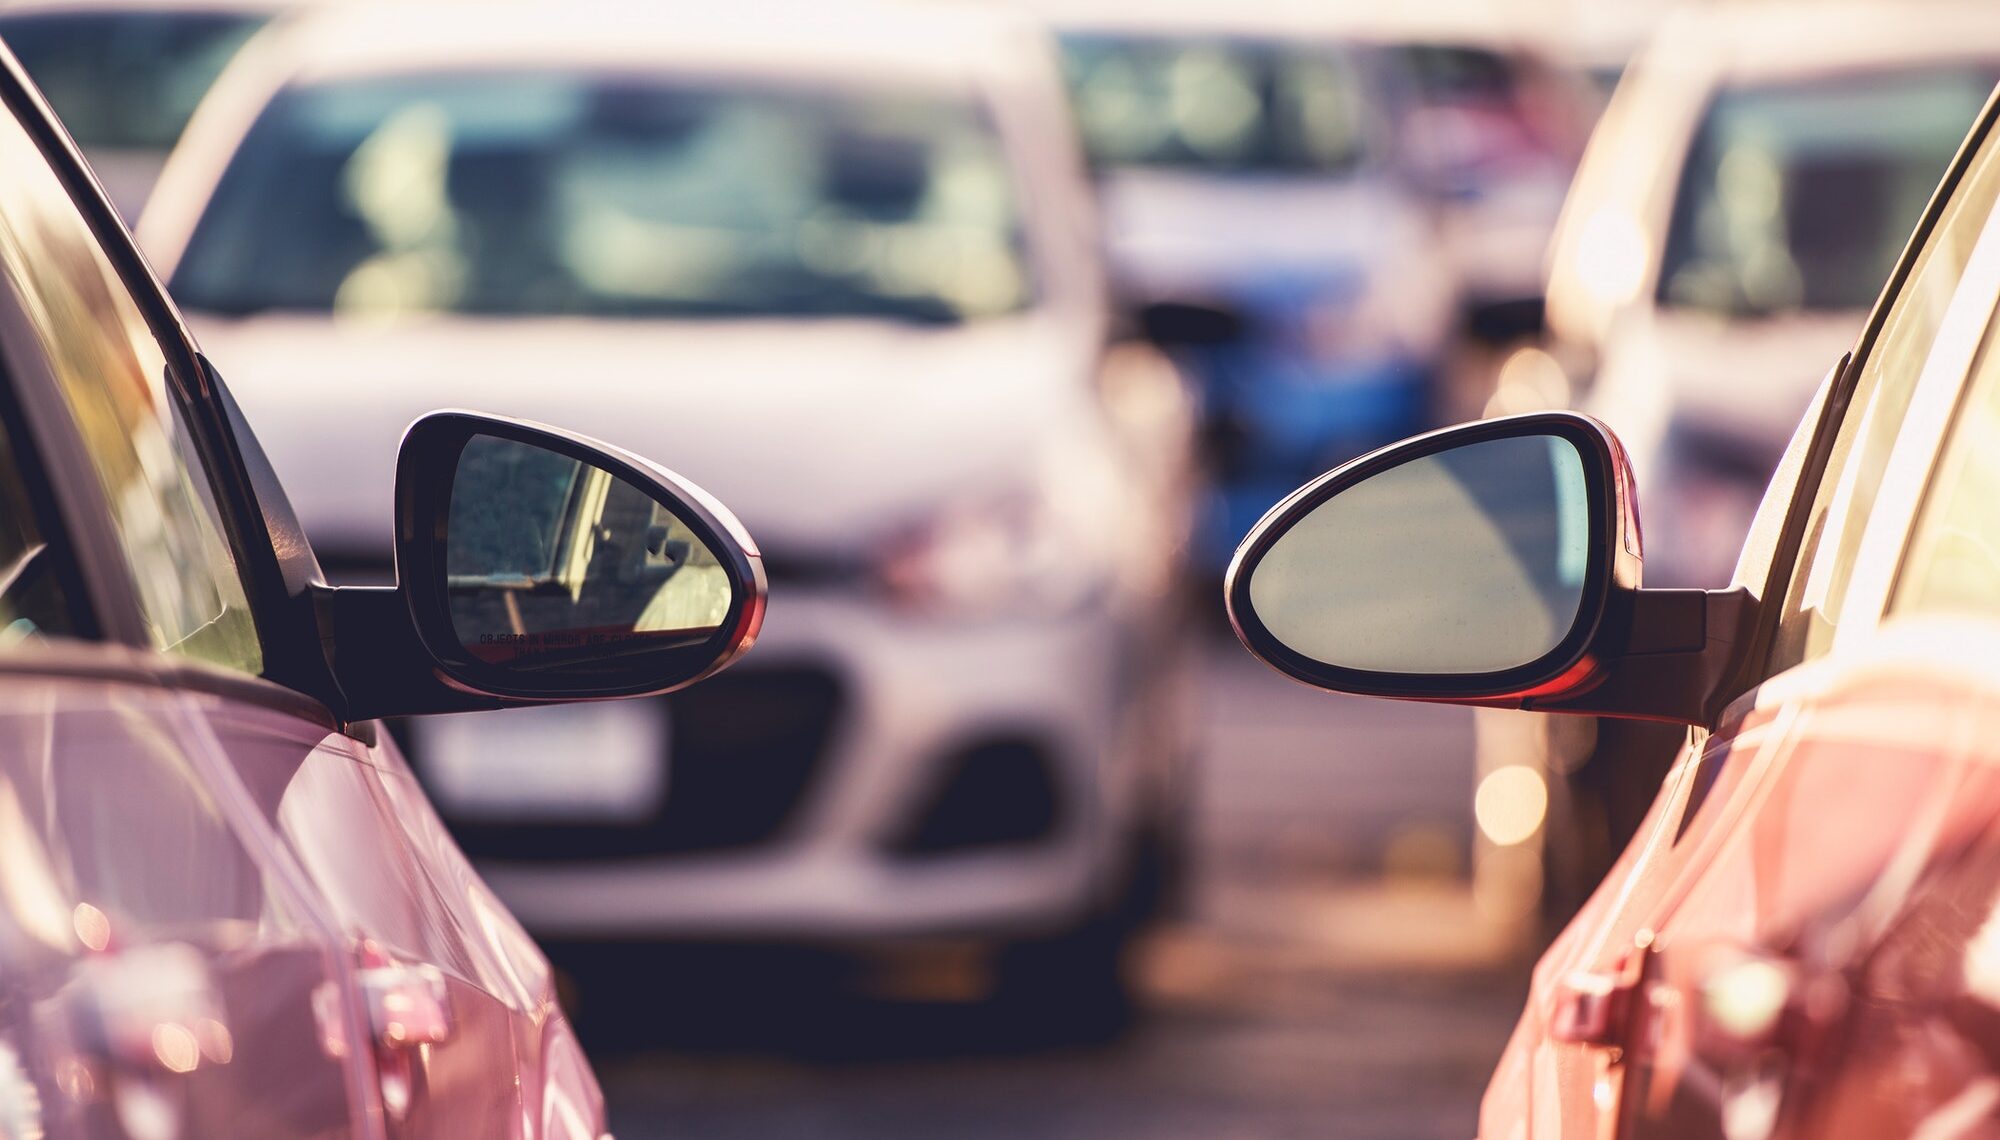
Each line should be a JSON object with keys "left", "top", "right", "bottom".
{"left": 2, "top": 41, "right": 604, "bottom": 1140}
{"left": 1486, "top": 92, "right": 2000, "bottom": 1140}
{"left": 1614, "top": 117, "right": 2000, "bottom": 1137}
{"left": 0, "top": 53, "right": 373, "bottom": 1140}
{"left": 200, "top": 708, "right": 594, "bottom": 1140}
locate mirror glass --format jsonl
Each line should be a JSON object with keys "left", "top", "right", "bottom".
{"left": 445, "top": 435, "right": 733, "bottom": 670}
{"left": 1246, "top": 433, "right": 1592, "bottom": 675}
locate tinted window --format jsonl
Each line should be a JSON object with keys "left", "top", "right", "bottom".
{"left": 0, "top": 10, "right": 266, "bottom": 151}
{"left": 1765, "top": 120, "right": 2000, "bottom": 673}
{"left": 1061, "top": 35, "right": 1369, "bottom": 174}
{"left": 171, "top": 73, "right": 1032, "bottom": 324}
{"left": 0, "top": 405, "right": 76, "bottom": 641}
{"left": 1658, "top": 70, "right": 1992, "bottom": 318}
{"left": 0, "top": 90, "right": 261, "bottom": 670}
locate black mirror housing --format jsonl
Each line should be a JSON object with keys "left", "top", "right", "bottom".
{"left": 316, "top": 411, "right": 765, "bottom": 723}
{"left": 1226, "top": 412, "right": 1753, "bottom": 726}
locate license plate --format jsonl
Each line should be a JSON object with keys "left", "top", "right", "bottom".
{"left": 413, "top": 702, "right": 667, "bottom": 823}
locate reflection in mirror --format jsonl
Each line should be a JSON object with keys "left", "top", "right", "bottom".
{"left": 1247, "top": 434, "right": 1591, "bottom": 675}
{"left": 446, "top": 435, "right": 733, "bottom": 668}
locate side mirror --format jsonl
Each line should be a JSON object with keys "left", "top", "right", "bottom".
{"left": 319, "top": 412, "right": 764, "bottom": 721}
{"left": 1225, "top": 412, "right": 1751, "bottom": 724}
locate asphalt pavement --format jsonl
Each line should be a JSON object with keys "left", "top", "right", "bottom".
{"left": 597, "top": 636, "right": 1533, "bottom": 1139}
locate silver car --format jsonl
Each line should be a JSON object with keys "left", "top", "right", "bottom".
{"left": 137, "top": 0, "right": 1201, "bottom": 1023}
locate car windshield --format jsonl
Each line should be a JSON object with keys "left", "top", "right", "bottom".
{"left": 1059, "top": 34, "right": 1370, "bottom": 175}
{"left": 1657, "top": 68, "right": 1995, "bottom": 318}
{"left": 0, "top": 9, "right": 267, "bottom": 151}
{"left": 169, "top": 72, "right": 1034, "bottom": 323}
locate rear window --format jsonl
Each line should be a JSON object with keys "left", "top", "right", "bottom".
{"left": 169, "top": 71, "right": 1034, "bottom": 324}
{"left": 0, "top": 8, "right": 266, "bottom": 151}
{"left": 1657, "top": 68, "right": 1994, "bottom": 318}
{"left": 1060, "top": 34, "right": 1370, "bottom": 175}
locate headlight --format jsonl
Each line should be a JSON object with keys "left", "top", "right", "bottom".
{"left": 884, "top": 452, "right": 1152, "bottom": 620}
{"left": 876, "top": 488, "right": 1103, "bottom": 617}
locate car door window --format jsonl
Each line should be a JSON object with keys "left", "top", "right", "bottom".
{"left": 1890, "top": 318, "right": 2000, "bottom": 616}
{"left": 0, "top": 404, "right": 78, "bottom": 640}
{"left": 1764, "top": 123, "right": 2000, "bottom": 673}
{"left": 0, "top": 87, "right": 261, "bottom": 671}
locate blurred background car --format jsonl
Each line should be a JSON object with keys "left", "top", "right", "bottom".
{"left": 1047, "top": 3, "right": 1456, "bottom": 570}
{"left": 0, "top": 0, "right": 289, "bottom": 217}
{"left": 1044, "top": 1, "right": 1593, "bottom": 568}
{"left": 134, "top": 0, "right": 1202, "bottom": 1029}
{"left": 1479, "top": 0, "right": 2000, "bottom": 932}
{"left": 1540, "top": 0, "right": 2000, "bottom": 588}
{"left": 1225, "top": 77, "right": 2000, "bottom": 1137}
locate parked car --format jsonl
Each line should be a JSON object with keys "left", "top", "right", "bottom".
{"left": 1474, "top": 0, "right": 2000, "bottom": 940}
{"left": 0, "top": 0, "right": 289, "bottom": 218}
{"left": 1544, "top": 1, "right": 2000, "bottom": 588}
{"left": 1371, "top": 7, "right": 1593, "bottom": 352}
{"left": 1227, "top": 78, "right": 2000, "bottom": 1139}
{"left": 0, "top": 32, "right": 764, "bottom": 1140}
{"left": 1044, "top": 2, "right": 1463, "bottom": 568}
{"left": 137, "top": 0, "right": 1200, "bottom": 1023}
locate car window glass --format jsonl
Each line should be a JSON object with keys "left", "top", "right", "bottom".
{"left": 1657, "top": 69, "right": 1991, "bottom": 319}
{"left": 1730, "top": 367, "right": 1832, "bottom": 592}
{"left": 1765, "top": 125, "right": 2000, "bottom": 674}
{"left": 0, "top": 9, "right": 267, "bottom": 152}
{"left": 0, "top": 407, "right": 76, "bottom": 641}
{"left": 1060, "top": 35, "right": 1370, "bottom": 174}
{"left": 1892, "top": 321, "right": 2000, "bottom": 616}
{"left": 171, "top": 73, "right": 1032, "bottom": 324}
{"left": 0, "top": 91, "right": 261, "bottom": 671}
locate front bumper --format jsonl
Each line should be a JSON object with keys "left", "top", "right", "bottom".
{"left": 419, "top": 589, "right": 1171, "bottom": 941}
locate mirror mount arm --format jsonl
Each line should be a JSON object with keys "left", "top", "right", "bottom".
{"left": 1524, "top": 586, "right": 1758, "bottom": 726}
{"left": 314, "top": 583, "right": 514, "bottom": 725}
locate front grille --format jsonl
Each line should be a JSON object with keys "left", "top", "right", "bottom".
{"left": 399, "top": 666, "right": 844, "bottom": 861}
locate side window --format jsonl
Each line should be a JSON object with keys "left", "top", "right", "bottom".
{"left": 1892, "top": 323, "right": 2000, "bottom": 616}
{"left": 1764, "top": 126, "right": 2000, "bottom": 674}
{"left": 0, "top": 91, "right": 261, "bottom": 670}
{"left": 0, "top": 405, "right": 77, "bottom": 640}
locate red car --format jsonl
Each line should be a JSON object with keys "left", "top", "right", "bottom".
{"left": 0, "top": 41, "right": 763, "bottom": 1140}
{"left": 1229, "top": 86, "right": 2000, "bottom": 1138}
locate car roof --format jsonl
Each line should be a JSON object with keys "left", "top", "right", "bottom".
{"left": 1644, "top": 0, "right": 2000, "bottom": 85}
{"left": 257, "top": 0, "right": 1048, "bottom": 93}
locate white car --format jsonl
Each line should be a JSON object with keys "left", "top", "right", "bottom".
{"left": 137, "top": 0, "right": 1200, "bottom": 1023}
{"left": 1543, "top": 0, "right": 2000, "bottom": 587}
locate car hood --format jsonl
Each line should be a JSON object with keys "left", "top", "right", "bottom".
{"left": 1094, "top": 168, "right": 1410, "bottom": 299}
{"left": 193, "top": 313, "right": 1087, "bottom": 561}
{"left": 1585, "top": 306, "right": 1863, "bottom": 483}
